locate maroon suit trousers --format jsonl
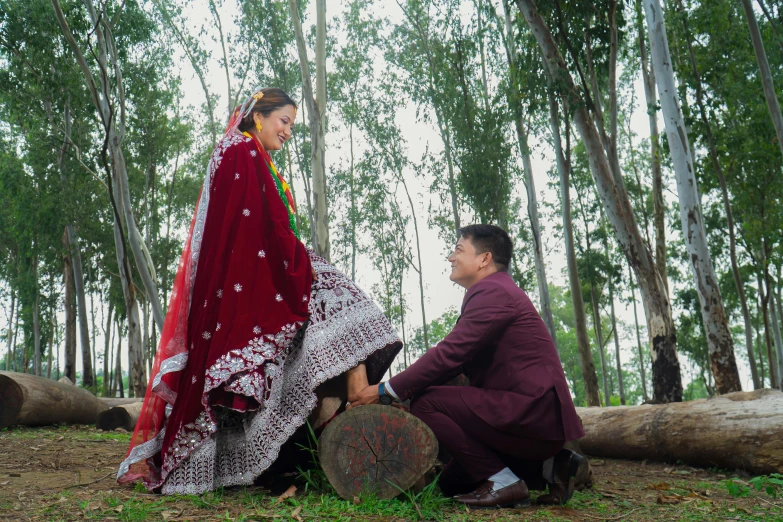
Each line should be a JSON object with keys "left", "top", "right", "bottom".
{"left": 411, "top": 386, "right": 565, "bottom": 486}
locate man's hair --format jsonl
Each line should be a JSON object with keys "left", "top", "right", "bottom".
{"left": 458, "top": 224, "right": 513, "bottom": 272}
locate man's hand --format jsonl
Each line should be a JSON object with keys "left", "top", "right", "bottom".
{"left": 347, "top": 384, "right": 379, "bottom": 410}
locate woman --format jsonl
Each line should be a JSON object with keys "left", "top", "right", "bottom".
{"left": 117, "top": 88, "right": 401, "bottom": 494}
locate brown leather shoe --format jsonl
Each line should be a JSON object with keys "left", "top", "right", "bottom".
{"left": 536, "top": 449, "right": 585, "bottom": 505}
{"left": 454, "top": 480, "right": 530, "bottom": 509}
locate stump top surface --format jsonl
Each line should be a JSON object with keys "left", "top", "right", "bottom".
{"left": 318, "top": 405, "right": 438, "bottom": 500}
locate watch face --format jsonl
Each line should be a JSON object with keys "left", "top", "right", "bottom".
{"left": 379, "top": 394, "right": 393, "bottom": 406}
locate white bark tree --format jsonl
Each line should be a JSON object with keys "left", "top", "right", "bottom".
{"left": 52, "top": 0, "right": 149, "bottom": 395}
{"left": 517, "top": 0, "right": 683, "bottom": 402}
{"left": 674, "top": 0, "right": 759, "bottom": 389}
{"left": 289, "top": 0, "right": 330, "bottom": 259}
{"left": 644, "top": 0, "right": 742, "bottom": 394}
{"left": 53, "top": 99, "right": 94, "bottom": 388}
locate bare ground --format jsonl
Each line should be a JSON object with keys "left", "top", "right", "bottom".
{"left": 0, "top": 425, "right": 781, "bottom": 521}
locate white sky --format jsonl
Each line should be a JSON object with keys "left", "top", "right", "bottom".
{"left": 0, "top": 0, "right": 760, "bottom": 396}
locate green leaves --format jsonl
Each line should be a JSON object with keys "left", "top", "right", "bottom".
{"left": 726, "top": 474, "right": 783, "bottom": 499}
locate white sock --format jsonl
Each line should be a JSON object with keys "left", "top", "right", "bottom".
{"left": 488, "top": 467, "right": 520, "bottom": 490}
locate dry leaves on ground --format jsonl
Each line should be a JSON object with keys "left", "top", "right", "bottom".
{"left": 274, "top": 485, "right": 296, "bottom": 505}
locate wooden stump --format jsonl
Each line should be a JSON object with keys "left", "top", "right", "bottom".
{"left": 318, "top": 405, "right": 438, "bottom": 500}
{"left": 0, "top": 371, "right": 108, "bottom": 429}
{"left": 576, "top": 388, "right": 783, "bottom": 474}
{"left": 96, "top": 402, "right": 143, "bottom": 432}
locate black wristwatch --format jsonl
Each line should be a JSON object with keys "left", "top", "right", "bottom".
{"left": 378, "top": 382, "right": 393, "bottom": 406}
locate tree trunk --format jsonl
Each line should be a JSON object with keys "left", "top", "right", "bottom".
{"left": 113, "top": 142, "right": 165, "bottom": 332}
{"left": 590, "top": 287, "right": 610, "bottom": 406}
{"left": 629, "top": 264, "right": 649, "bottom": 402}
{"left": 64, "top": 229, "right": 93, "bottom": 388}
{"left": 674, "top": 0, "right": 759, "bottom": 391}
{"left": 111, "top": 170, "right": 146, "bottom": 399}
{"left": 291, "top": 111, "right": 316, "bottom": 241}
{"left": 643, "top": 0, "right": 741, "bottom": 394}
{"left": 609, "top": 277, "right": 625, "bottom": 405}
{"left": 773, "top": 290, "right": 783, "bottom": 389}
{"left": 32, "top": 262, "right": 41, "bottom": 377}
{"left": 46, "top": 307, "right": 54, "bottom": 379}
{"left": 5, "top": 290, "right": 15, "bottom": 372}
{"left": 52, "top": 0, "right": 150, "bottom": 397}
{"left": 497, "top": 0, "right": 557, "bottom": 346}
{"left": 741, "top": 0, "right": 783, "bottom": 159}
{"left": 142, "top": 300, "right": 150, "bottom": 383}
{"left": 319, "top": 405, "right": 438, "bottom": 500}
{"left": 520, "top": 0, "right": 682, "bottom": 402}
{"left": 756, "top": 288, "right": 767, "bottom": 386}
{"left": 636, "top": 1, "right": 669, "bottom": 294}
{"left": 769, "top": 286, "right": 783, "bottom": 389}
{"left": 90, "top": 275, "right": 97, "bottom": 383}
{"left": 52, "top": 0, "right": 165, "bottom": 333}
{"left": 53, "top": 311, "right": 59, "bottom": 380}
{"left": 96, "top": 401, "right": 142, "bottom": 432}
{"left": 114, "top": 317, "right": 124, "bottom": 398}
{"left": 62, "top": 236, "right": 77, "bottom": 384}
{"left": 289, "top": 0, "right": 330, "bottom": 259}
{"left": 548, "top": 88, "right": 601, "bottom": 407}
{"left": 102, "top": 302, "right": 113, "bottom": 397}
{"left": 399, "top": 177, "right": 429, "bottom": 349}
{"left": 576, "top": 389, "right": 783, "bottom": 474}
{"left": 520, "top": 128, "right": 558, "bottom": 349}
{"left": 57, "top": 94, "right": 93, "bottom": 386}
{"left": 760, "top": 269, "right": 779, "bottom": 389}
{"left": 349, "top": 122, "right": 357, "bottom": 281}
{"left": 0, "top": 371, "right": 108, "bottom": 429}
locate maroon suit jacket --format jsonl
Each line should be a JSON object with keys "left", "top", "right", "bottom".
{"left": 389, "top": 272, "right": 584, "bottom": 442}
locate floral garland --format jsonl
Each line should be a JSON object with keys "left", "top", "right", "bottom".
{"left": 242, "top": 132, "right": 300, "bottom": 239}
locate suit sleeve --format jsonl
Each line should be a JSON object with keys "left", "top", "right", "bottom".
{"left": 388, "top": 282, "right": 516, "bottom": 401}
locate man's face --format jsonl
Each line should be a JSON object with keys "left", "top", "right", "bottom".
{"left": 448, "top": 236, "right": 490, "bottom": 288}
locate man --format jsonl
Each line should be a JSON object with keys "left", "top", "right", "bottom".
{"left": 349, "top": 225, "right": 585, "bottom": 508}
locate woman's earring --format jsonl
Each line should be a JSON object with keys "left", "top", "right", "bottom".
{"left": 256, "top": 121, "right": 263, "bottom": 132}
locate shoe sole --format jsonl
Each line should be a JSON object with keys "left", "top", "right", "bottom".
{"left": 560, "top": 452, "right": 585, "bottom": 505}
{"left": 458, "top": 498, "right": 531, "bottom": 510}
{"left": 462, "top": 500, "right": 531, "bottom": 510}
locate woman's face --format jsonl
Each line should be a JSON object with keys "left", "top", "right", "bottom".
{"left": 254, "top": 105, "right": 296, "bottom": 151}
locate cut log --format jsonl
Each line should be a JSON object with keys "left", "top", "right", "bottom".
{"left": 319, "top": 405, "right": 438, "bottom": 500}
{"left": 576, "top": 389, "right": 783, "bottom": 474}
{"left": 96, "top": 402, "right": 143, "bottom": 432}
{"left": 0, "top": 371, "right": 108, "bottom": 429}
{"left": 100, "top": 397, "right": 142, "bottom": 408}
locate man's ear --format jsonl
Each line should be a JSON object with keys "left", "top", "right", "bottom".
{"left": 482, "top": 252, "right": 493, "bottom": 269}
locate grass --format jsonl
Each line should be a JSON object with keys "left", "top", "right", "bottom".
{"left": 1, "top": 424, "right": 132, "bottom": 442}
{"left": 14, "top": 479, "right": 783, "bottom": 521}
{"left": 5, "top": 425, "right": 783, "bottom": 521}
